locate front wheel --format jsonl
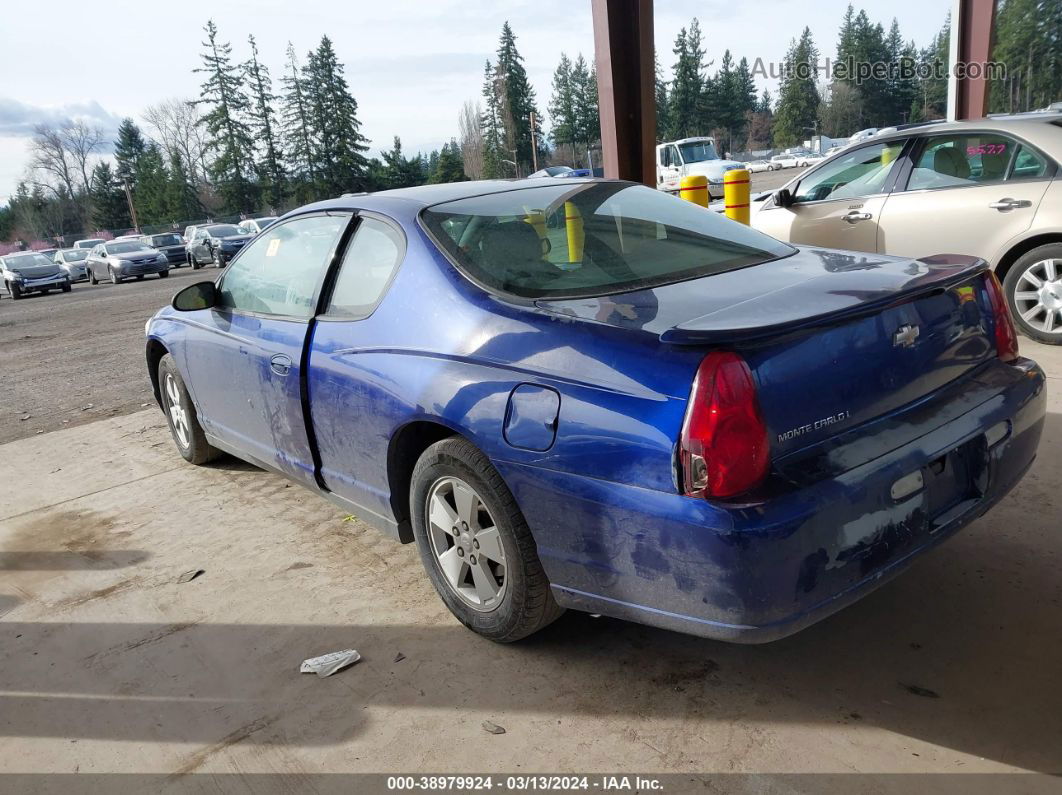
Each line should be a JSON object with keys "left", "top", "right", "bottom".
{"left": 109, "top": 268, "right": 121, "bottom": 285}
{"left": 1004, "top": 243, "right": 1062, "bottom": 344}
{"left": 157, "top": 354, "right": 222, "bottom": 465}
{"left": 61, "top": 282, "right": 71, "bottom": 293}
{"left": 88, "top": 268, "right": 98, "bottom": 285}
{"left": 212, "top": 249, "right": 223, "bottom": 268}
{"left": 9, "top": 282, "right": 22, "bottom": 300}
{"left": 410, "top": 436, "right": 563, "bottom": 642}
{"left": 158, "top": 270, "right": 169, "bottom": 279}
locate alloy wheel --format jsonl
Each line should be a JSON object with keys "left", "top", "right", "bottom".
{"left": 1013, "top": 258, "right": 1062, "bottom": 335}
{"left": 425, "top": 476, "right": 506, "bottom": 611}
{"left": 163, "top": 373, "right": 191, "bottom": 449}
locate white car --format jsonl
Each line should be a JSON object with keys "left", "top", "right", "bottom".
{"left": 237, "top": 217, "right": 278, "bottom": 235}
{"left": 770, "top": 154, "right": 800, "bottom": 169}
{"left": 796, "top": 153, "right": 825, "bottom": 167}
{"left": 73, "top": 238, "right": 105, "bottom": 249}
{"left": 745, "top": 160, "right": 780, "bottom": 173}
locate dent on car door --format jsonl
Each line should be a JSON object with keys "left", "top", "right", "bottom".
{"left": 178, "top": 212, "right": 351, "bottom": 486}
{"left": 306, "top": 216, "right": 406, "bottom": 520}
{"left": 754, "top": 139, "right": 907, "bottom": 253}
{"left": 874, "top": 132, "right": 1053, "bottom": 262}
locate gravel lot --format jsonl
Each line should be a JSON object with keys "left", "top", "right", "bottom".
{"left": 0, "top": 266, "right": 208, "bottom": 444}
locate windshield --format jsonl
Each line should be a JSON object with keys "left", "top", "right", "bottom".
{"left": 421, "top": 183, "right": 794, "bottom": 299}
{"left": 207, "top": 225, "right": 241, "bottom": 237}
{"left": 4, "top": 253, "right": 54, "bottom": 269}
{"left": 76, "top": 239, "right": 104, "bottom": 248}
{"left": 106, "top": 241, "right": 152, "bottom": 254}
{"left": 151, "top": 234, "right": 182, "bottom": 246}
{"left": 253, "top": 217, "right": 277, "bottom": 228}
{"left": 677, "top": 140, "right": 720, "bottom": 164}
{"left": 61, "top": 249, "right": 89, "bottom": 261}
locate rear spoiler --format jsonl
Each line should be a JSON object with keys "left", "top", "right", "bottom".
{"left": 660, "top": 256, "right": 989, "bottom": 346}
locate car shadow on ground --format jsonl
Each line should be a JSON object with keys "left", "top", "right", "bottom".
{"left": 1, "top": 417, "right": 1058, "bottom": 772}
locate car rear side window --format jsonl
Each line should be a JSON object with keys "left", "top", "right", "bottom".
{"left": 217, "top": 213, "right": 348, "bottom": 318}
{"left": 421, "top": 182, "right": 793, "bottom": 299}
{"left": 908, "top": 133, "right": 1014, "bottom": 190}
{"left": 325, "top": 217, "right": 404, "bottom": 318}
{"left": 1010, "top": 144, "right": 1050, "bottom": 180}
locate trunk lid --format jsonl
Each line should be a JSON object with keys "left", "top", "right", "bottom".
{"left": 536, "top": 248, "right": 997, "bottom": 456}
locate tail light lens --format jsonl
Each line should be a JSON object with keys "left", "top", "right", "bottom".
{"left": 679, "top": 351, "right": 770, "bottom": 499}
{"left": 985, "top": 271, "right": 1020, "bottom": 362}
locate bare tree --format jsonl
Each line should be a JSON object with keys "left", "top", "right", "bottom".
{"left": 458, "top": 100, "right": 484, "bottom": 180}
{"left": 28, "top": 124, "right": 78, "bottom": 199}
{"left": 142, "top": 98, "right": 210, "bottom": 185}
{"left": 59, "top": 120, "right": 104, "bottom": 194}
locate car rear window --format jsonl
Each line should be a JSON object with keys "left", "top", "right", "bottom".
{"left": 421, "top": 182, "right": 794, "bottom": 299}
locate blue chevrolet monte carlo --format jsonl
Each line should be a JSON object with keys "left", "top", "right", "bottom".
{"left": 145, "top": 179, "right": 1046, "bottom": 643}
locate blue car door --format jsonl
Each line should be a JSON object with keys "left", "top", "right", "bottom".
{"left": 305, "top": 215, "right": 407, "bottom": 518}
{"left": 178, "top": 212, "right": 352, "bottom": 487}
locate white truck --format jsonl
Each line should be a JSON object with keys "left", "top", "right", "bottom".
{"left": 656, "top": 136, "right": 746, "bottom": 194}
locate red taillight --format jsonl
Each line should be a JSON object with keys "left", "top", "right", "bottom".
{"left": 679, "top": 351, "right": 770, "bottom": 499}
{"left": 985, "top": 271, "right": 1020, "bottom": 362}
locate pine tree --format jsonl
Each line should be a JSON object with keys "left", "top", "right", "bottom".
{"left": 668, "top": 20, "right": 705, "bottom": 139}
{"left": 428, "top": 140, "right": 468, "bottom": 184}
{"left": 481, "top": 60, "right": 505, "bottom": 178}
{"left": 281, "top": 42, "right": 317, "bottom": 203}
{"left": 914, "top": 13, "right": 950, "bottom": 121}
{"left": 549, "top": 53, "right": 578, "bottom": 165}
{"left": 165, "top": 151, "right": 203, "bottom": 222}
{"left": 245, "top": 34, "right": 286, "bottom": 209}
{"left": 495, "top": 22, "right": 541, "bottom": 173}
{"left": 304, "top": 35, "right": 370, "bottom": 195}
{"left": 194, "top": 20, "right": 258, "bottom": 213}
{"left": 113, "top": 119, "right": 147, "bottom": 186}
{"left": 381, "top": 136, "right": 424, "bottom": 189}
{"left": 88, "top": 162, "right": 131, "bottom": 230}
{"left": 655, "top": 55, "right": 670, "bottom": 143}
{"left": 773, "top": 28, "right": 821, "bottom": 147}
{"left": 572, "top": 55, "right": 599, "bottom": 165}
{"left": 134, "top": 143, "right": 169, "bottom": 225}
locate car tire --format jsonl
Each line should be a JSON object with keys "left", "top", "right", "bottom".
{"left": 212, "top": 249, "right": 222, "bottom": 268}
{"left": 109, "top": 268, "right": 121, "bottom": 285}
{"left": 1003, "top": 243, "right": 1062, "bottom": 345}
{"left": 10, "top": 282, "right": 22, "bottom": 300}
{"left": 410, "top": 436, "right": 564, "bottom": 643}
{"left": 157, "top": 354, "right": 222, "bottom": 465}
{"left": 88, "top": 269, "right": 98, "bottom": 285}
{"left": 159, "top": 270, "right": 169, "bottom": 279}
{"left": 61, "top": 282, "right": 71, "bottom": 293}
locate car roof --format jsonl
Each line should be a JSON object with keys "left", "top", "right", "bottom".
{"left": 298, "top": 177, "right": 603, "bottom": 216}
{"left": 871, "top": 112, "right": 1062, "bottom": 148}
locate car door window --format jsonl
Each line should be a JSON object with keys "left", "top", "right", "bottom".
{"left": 325, "top": 217, "right": 404, "bottom": 319}
{"left": 217, "top": 214, "right": 348, "bottom": 318}
{"left": 1010, "top": 144, "right": 1050, "bottom": 181}
{"left": 792, "top": 140, "right": 906, "bottom": 204}
{"left": 908, "top": 133, "right": 1014, "bottom": 190}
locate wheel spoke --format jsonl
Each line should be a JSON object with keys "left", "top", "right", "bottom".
{"left": 453, "top": 482, "right": 477, "bottom": 526}
{"left": 1045, "top": 259, "right": 1058, "bottom": 282}
{"left": 475, "top": 527, "right": 504, "bottom": 564}
{"left": 1045, "top": 309, "right": 1057, "bottom": 333}
{"left": 437, "top": 547, "right": 466, "bottom": 589}
{"left": 1014, "top": 291, "right": 1040, "bottom": 302}
{"left": 1021, "top": 305, "right": 1044, "bottom": 322}
{"left": 1020, "top": 271, "right": 1043, "bottom": 289}
{"left": 428, "top": 492, "right": 458, "bottom": 534}
{"left": 470, "top": 557, "right": 500, "bottom": 603}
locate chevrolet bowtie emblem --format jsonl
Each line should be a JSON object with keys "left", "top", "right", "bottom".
{"left": 893, "top": 324, "right": 920, "bottom": 348}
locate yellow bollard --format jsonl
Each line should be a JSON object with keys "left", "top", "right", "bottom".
{"left": 523, "top": 208, "right": 547, "bottom": 240}
{"left": 564, "top": 201, "right": 584, "bottom": 267}
{"left": 723, "top": 169, "right": 751, "bottom": 225}
{"left": 678, "top": 175, "right": 709, "bottom": 207}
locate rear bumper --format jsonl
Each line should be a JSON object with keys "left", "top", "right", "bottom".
{"left": 498, "top": 357, "right": 1046, "bottom": 643}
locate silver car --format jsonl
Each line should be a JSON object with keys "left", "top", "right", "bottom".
{"left": 85, "top": 241, "right": 170, "bottom": 285}
{"left": 54, "top": 248, "right": 91, "bottom": 282}
{"left": 752, "top": 113, "right": 1062, "bottom": 343}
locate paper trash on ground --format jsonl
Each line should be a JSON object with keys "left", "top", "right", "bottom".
{"left": 300, "top": 649, "right": 361, "bottom": 677}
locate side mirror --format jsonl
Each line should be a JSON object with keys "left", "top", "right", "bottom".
{"left": 172, "top": 281, "right": 218, "bottom": 311}
{"left": 774, "top": 188, "right": 795, "bottom": 209}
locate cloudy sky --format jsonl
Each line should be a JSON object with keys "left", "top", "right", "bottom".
{"left": 1, "top": 0, "right": 950, "bottom": 202}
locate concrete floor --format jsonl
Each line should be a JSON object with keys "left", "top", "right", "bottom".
{"left": 0, "top": 341, "right": 1059, "bottom": 782}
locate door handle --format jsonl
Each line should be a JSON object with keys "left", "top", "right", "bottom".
{"left": 269, "top": 354, "right": 292, "bottom": 376}
{"left": 842, "top": 210, "right": 872, "bottom": 223}
{"left": 989, "top": 197, "right": 1032, "bottom": 211}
